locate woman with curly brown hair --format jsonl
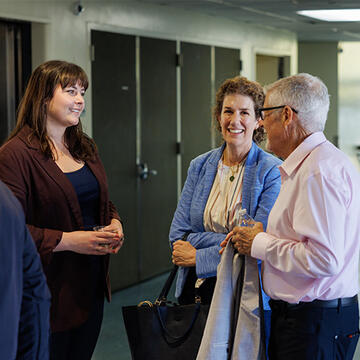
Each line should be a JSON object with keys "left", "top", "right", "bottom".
{"left": 0, "top": 60, "right": 124, "bottom": 359}
{"left": 169, "top": 76, "right": 281, "bottom": 353}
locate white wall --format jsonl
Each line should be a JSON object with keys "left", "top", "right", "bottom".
{"left": 0, "top": 0, "right": 297, "bottom": 134}
{"left": 338, "top": 42, "right": 360, "bottom": 170}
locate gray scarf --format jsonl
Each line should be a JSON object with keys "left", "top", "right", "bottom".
{"left": 196, "top": 242, "right": 266, "bottom": 360}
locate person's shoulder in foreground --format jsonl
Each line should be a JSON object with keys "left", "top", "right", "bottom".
{"left": 0, "top": 180, "right": 50, "bottom": 359}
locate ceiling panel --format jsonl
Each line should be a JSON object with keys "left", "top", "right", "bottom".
{"left": 138, "top": 0, "right": 360, "bottom": 41}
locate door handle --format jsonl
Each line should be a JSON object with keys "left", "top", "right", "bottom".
{"left": 137, "top": 163, "right": 158, "bottom": 180}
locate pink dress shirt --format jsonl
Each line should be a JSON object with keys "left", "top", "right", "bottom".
{"left": 252, "top": 132, "right": 360, "bottom": 303}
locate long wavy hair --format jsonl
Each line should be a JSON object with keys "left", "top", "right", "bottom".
{"left": 8, "top": 60, "right": 96, "bottom": 160}
{"left": 213, "top": 76, "right": 266, "bottom": 144}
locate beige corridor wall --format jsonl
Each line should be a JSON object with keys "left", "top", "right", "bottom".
{"left": 0, "top": 0, "right": 297, "bottom": 134}
{"left": 338, "top": 42, "right": 360, "bottom": 171}
{"left": 298, "top": 42, "right": 339, "bottom": 146}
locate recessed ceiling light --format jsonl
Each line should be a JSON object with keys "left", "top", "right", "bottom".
{"left": 297, "top": 9, "right": 360, "bottom": 22}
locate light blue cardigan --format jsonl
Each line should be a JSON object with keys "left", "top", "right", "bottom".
{"left": 169, "top": 142, "right": 282, "bottom": 305}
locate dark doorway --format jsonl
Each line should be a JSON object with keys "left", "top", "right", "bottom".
{"left": 256, "top": 54, "right": 290, "bottom": 86}
{"left": 0, "top": 20, "right": 31, "bottom": 144}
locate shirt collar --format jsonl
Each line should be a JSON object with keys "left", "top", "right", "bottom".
{"left": 280, "top": 132, "right": 327, "bottom": 177}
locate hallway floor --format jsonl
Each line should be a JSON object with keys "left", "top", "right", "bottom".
{"left": 92, "top": 272, "right": 360, "bottom": 359}
{"left": 92, "top": 271, "right": 176, "bottom": 360}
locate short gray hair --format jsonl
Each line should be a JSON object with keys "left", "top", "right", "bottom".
{"left": 265, "top": 73, "right": 330, "bottom": 133}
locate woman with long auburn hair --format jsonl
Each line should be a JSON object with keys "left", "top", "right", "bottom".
{"left": 0, "top": 60, "right": 124, "bottom": 359}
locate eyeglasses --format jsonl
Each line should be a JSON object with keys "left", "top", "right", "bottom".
{"left": 259, "top": 105, "right": 298, "bottom": 120}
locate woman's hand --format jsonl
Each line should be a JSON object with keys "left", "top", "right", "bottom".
{"left": 172, "top": 240, "right": 196, "bottom": 267}
{"left": 219, "top": 231, "right": 234, "bottom": 255}
{"left": 102, "top": 218, "right": 125, "bottom": 254}
{"left": 54, "top": 229, "right": 121, "bottom": 255}
{"left": 104, "top": 218, "right": 124, "bottom": 238}
{"left": 54, "top": 219, "right": 124, "bottom": 255}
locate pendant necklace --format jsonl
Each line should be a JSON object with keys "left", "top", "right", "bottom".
{"left": 229, "top": 163, "right": 240, "bottom": 182}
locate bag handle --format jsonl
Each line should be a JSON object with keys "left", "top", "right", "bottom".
{"left": 155, "top": 265, "right": 179, "bottom": 304}
{"left": 155, "top": 232, "right": 190, "bottom": 305}
{"left": 154, "top": 231, "right": 204, "bottom": 343}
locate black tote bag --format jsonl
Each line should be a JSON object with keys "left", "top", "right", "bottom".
{"left": 122, "top": 265, "right": 210, "bottom": 360}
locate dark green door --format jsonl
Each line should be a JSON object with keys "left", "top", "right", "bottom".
{"left": 91, "top": 31, "right": 177, "bottom": 290}
{"left": 139, "top": 36, "right": 177, "bottom": 279}
{"left": 214, "top": 46, "right": 241, "bottom": 146}
{"left": 180, "top": 42, "right": 212, "bottom": 185}
{"left": 91, "top": 30, "right": 138, "bottom": 290}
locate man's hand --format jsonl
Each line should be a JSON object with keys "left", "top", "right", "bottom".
{"left": 230, "top": 222, "right": 264, "bottom": 256}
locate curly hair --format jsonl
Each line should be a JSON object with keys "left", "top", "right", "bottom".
{"left": 213, "top": 76, "right": 265, "bottom": 144}
{"left": 9, "top": 60, "right": 96, "bottom": 160}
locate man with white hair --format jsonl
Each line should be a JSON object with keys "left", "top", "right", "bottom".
{"left": 222, "top": 73, "right": 360, "bottom": 359}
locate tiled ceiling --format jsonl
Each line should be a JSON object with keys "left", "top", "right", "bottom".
{"left": 139, "top": 0, "right": 360, "bottom": 41}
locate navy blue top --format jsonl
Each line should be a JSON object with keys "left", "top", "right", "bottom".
{"left": 65, "top": 164, "right": 100, "bottom": 230}
{"left": 65, "top": 164, "right": 103, "bottom": 298}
